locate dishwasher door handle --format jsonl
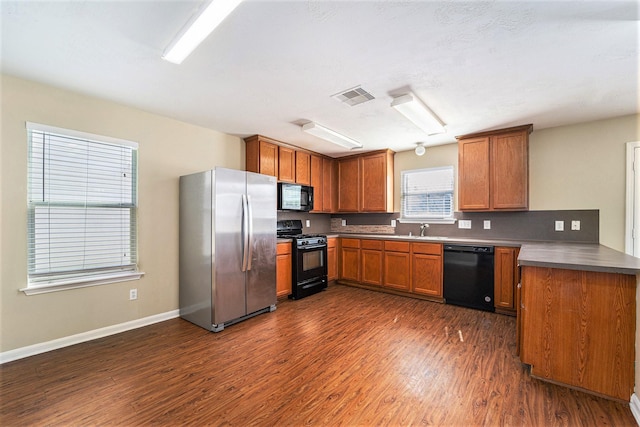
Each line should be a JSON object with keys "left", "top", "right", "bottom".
{"left": 444, "top": 245, "right": 494, "bottom": 254}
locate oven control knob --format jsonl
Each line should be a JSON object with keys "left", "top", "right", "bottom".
{"left": 301, "top": 241, "right": 306, "bottom": 246}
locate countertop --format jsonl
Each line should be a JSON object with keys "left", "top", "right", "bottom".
{"left": 517, "top": 242, "right": 640, "bottom": 275}
{"left": 335, "top": 233, "right": 522, "bottom": 247}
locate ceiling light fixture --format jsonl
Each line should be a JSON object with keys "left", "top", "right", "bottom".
{"left": 162, "top": 0, "right": 243, "bottom": 64}
{"left": 415, "top": 142, "right": 426, "bottom": 156}
{"left": 391, "top": 92, "right": 446, "bottom": 136}
{"left": 302, "top": 122, "right": 363, "bottom": 149}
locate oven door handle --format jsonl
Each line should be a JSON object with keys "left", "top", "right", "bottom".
{"left": 297, "top": 244, "right": 327, "bottom": 251}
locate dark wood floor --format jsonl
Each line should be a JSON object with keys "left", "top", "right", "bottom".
{"left": 1, "top": 284, "right": 636, "bottom": 426}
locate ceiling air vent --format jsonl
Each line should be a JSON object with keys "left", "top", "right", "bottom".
{"left": 332, "top": 86, "right": 375, "bottom": 106}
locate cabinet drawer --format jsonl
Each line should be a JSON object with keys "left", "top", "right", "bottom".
{"left": 327, "top": 237, "right": 337, "bottom": 248}
{"left": 412, "top": 242, "right": 442, "bottom": 255}
{"left": 361, "top": 239, "right": 384, "bottom": 250}
{"left": 341, "top": 238, "right": 361, "bottom": 248}
{"left": 384, "top": 241, "right": 410, "bottom": 252}
{"left": 277, "top": 242, "right": 292, "bottom": 255}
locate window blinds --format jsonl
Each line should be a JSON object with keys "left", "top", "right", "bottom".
{"left": 401, "top": 166, "right": 454, "bottom": 220}
{"left": 27, "top": 123, "right": 138, "bottom": 285}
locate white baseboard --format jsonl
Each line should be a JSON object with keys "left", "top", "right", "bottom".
{"left": 0, "top": 310, "right": 180, "bottom": 364}
{"left": 631, "top": 393, "right": 640, "bottom": 425}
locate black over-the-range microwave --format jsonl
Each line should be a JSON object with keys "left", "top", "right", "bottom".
{"left": 277, "top": 182, "right": 314, "bottom": 212}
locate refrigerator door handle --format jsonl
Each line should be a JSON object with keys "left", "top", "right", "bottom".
{"left": 246, "top": 194, "right": 254, "bottom": 271}
{"left": 241, "top": 194, "right": 249, "bottom": 272}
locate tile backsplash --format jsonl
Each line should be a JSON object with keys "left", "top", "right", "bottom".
{"left": 329, "top": 218, "right": 395, "bottom": 235}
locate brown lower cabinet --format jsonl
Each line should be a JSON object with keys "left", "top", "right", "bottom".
{"left": 361, "top": 240, "right": 383, "bottom": 286}
{"left": 327, "top": 237, "right": 338, "bottom": 282}
{"left": 384, "top": 241, "right": 411, "bottom": 291}
{"left": 519, "top": 265, "right": 635, "bottom": 402}
{"left": 411, "top": 243, "right": 443, "bottom": 297}
{"left": 493, "top": 246, "right": 520, "bottom": 315}
{"left": 339, "top": 238, "right": 443, "bottom": 300}
{"left": 276, "top": 241, "right": 292, "bottom": 298}
{"left": 340, "top": 238, "right": 361, "bottom": 282}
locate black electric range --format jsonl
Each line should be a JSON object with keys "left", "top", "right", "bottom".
{"left": 277, "top": 220, "right": 328, "bottom": 299}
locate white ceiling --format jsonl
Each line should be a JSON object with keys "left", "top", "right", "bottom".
{"left": 1, "top": 1, "right": 638, "bottom": 157}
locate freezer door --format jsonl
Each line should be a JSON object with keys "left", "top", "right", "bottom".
{"left": 246, "top": 171, "right": 277, "bottom": 313}
{"left": 213, "top": 168, "right": 248, "bottom": 324}
{"left": 179, "top": 170, "right": 214, "bottom": 330}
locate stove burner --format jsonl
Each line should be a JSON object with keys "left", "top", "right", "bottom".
{"left": 276, "top": 219, "right": 326, "bottom": 241}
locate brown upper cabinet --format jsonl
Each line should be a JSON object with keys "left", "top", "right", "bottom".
{"left": 338, "top": 156, "right": 360, "bottom": 212}
{"left": 245, "top": 135, "right": 278, "bottom": 178}
{"left": 278, "top": 146, "right": 296, "bottom": 183}
{"left": 457, "top": 124, "right": 532, "bottom": 211}
{"left": 338, "top": 149, "right": 395, "bottom": 213}
{"left": 321, "top": 157, "right": 337, "bottom": 213}
{"left": 295, "top": 151, "right": 311, "bottom": 185}
{"left": 310, "top": 154, "right": 323, "bottom": 212}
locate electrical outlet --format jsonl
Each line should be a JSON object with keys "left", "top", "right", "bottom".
{"left": 483, "top": 220, "right": 491, "bottom": 230}
{"left": 129, "top": 288, "right": 137, "bottom": 300}
{"left": 555, "top": 221, "right": 564, "bottom": 232}
{"left": 391, "top": 219, "right": 397, "bottom": 227}
{"left": 458, "top": 220, "right": 472, "bottom": 229}
{"left": 341, "top": 219, "right": 347, "bottom": 226}
{"left": 571, "top": 220, "right": 580, "bottom": 231}
{"left": 305, "top": 219, "right": 311, "bottom": 228}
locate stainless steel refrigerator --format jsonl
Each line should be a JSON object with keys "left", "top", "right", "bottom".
{"left": 179, "top": 167, "right": 277, "bottom": 332}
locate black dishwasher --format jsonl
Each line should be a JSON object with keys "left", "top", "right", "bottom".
{"left": 443, "top": 245, "right": 495, "bottom": 312}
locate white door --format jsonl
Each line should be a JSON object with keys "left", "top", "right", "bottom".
{"left": 625, "top": 142, "right": 640, "bottom": 256}
{"left": 634, "top": 147, "right": 640, "bottom": 256}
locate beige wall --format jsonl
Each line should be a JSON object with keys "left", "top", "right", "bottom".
{"left": 529, "top": 115, "right": 638, "bottom": 251}
{"left": 394, "top": 114, "right": 640, "bottom": 252}
{"left": 0, "top": 75, "right": 244, "bottom": 352}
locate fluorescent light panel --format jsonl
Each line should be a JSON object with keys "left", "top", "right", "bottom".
{"left": 391, "top": 92, "right": 445, "bottom": 135}
{"left": 302, "top": 122, "right": 363, "bottom": 149}
{"left": 163, "top": 0, "right": 243, "bottom": 64}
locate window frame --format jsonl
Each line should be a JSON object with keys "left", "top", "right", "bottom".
{"left": 399, "top": 166, "right": 456, "bottom": 224}
{"left": 21, "top": 122, "right": 143, "bottom": 295}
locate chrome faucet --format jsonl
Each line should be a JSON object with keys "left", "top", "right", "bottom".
{"left": 420, "top": 223, "right": 429, "bottom": 237}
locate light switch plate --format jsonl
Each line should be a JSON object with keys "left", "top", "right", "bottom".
{"left": 555, "top": 220, "right": 564, "bottom": 231}
{"left": 458, "top": 220, "right": 472, "bottom": 229}
{"left": 306, "top": 219, "right": 310, "bottom": 227}
{"left": 391, "top": 219, "right": 397, "bottom": 227}
{"left": 483, "top": 220, "right": 491, "bottom": 230}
